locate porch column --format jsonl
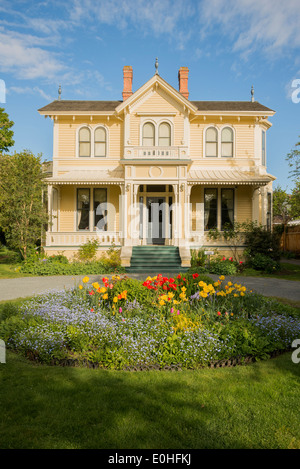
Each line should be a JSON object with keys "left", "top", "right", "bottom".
{"left": 47, "top": 185, "right": 53, "bottom": 232}
{"left": 173, "top": 184, "right": 179, "bottom": 246}
{"left": 252, "top": 187, "right": 261, "bottom": 224}
{"left": 142, "top": 194, "right": 147, "bottom": 245}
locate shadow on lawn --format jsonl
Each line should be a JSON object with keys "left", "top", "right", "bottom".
{"left": 2, "top": 351, "right": 300, "bottom": 449}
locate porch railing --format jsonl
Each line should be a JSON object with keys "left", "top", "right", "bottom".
{"left": 123, "top": 145, "right": 189, "bottom": 159}
{"left": 46, "top": 231, "right": 121, "bottom": 247}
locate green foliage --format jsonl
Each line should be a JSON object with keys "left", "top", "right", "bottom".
{"left": 208, "top": 258, "right": 238, "bottom": 275}
{"left": 286, "top": 135, "right": 300, "bottom": 181}
{"left": 247, "top": 253, "right": 280, "bottom": 273}
{"left": 244, "top": 224, "right": 281, "bottom": 261}
{"left": 190, "top": 248, "right": 206, "bottom": 267}
{"left": 0, "top": 151, "right": 48, "bottom": 259}
{"left": 100, "top": 244, "right": 122, "bottom": 269}
{"left": 77, "top": 239, "right": 100, "bottom": 262}
{"left": 0, "top": 108, "right": 14, "bottom": 153}
{"left": 20, "top": 259, "right": 124, "bottom": 275}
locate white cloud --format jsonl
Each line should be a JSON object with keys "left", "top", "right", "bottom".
{"left": 9, "top": 85, "right": 53, "bottom": 101}
{"left": 199, "top": 0, "right": 300, "bottom": 57}
{"left": 0, "top": 29, "right": 66, "bottom": 80}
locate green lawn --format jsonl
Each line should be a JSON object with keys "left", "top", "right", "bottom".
{"left": 241, "top": 262, "right": 300, "bottom": 281}
{"left": 1, "top": 349, "right": 299, "bottom": 449}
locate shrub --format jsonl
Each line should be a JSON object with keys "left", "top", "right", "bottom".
{"left": 190, "top": 249, "right": 207, "bottom": 267}
{"left": 77, "top": 239, "right": 100, "bottom": 262}
{"left": 244, "top": 225, "right": 281, "bottom": 261}
{"left": 208, "top": 258, "right": 238, "bottom": 275}
{"left": 248, "top": 253, "right": 280, "bottom": 273}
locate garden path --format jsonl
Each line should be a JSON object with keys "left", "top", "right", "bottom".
{"left": 0, "top": 273, "right": 299, "bottom": 302}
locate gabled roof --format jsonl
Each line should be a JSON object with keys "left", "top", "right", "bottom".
{"left": 191, "top": 101, "right": 275, "bottom": 113}
{"left": 38, "top": 74, "right": 275, "bottom": 116}
{"left": 115, "top": 73, "right": 198, "bottom": 114}
{"left": 38, "top": 100, "right": 121, "bottom": 114}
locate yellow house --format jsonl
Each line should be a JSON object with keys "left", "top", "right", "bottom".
{"left": 38, "top": 64, "right": 276, "bottom": 270}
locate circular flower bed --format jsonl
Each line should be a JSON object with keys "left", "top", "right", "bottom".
{"left": 2, "top": 273, "right": 300, "bottom": 370}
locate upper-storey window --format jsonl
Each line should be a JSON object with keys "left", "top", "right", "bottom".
{"left": 205, "top": 126, "right": 235, "bottom": 158}
{"left": 205, "top": 127, "right": 218, "bottom": 157}
{"left": 142, "top": 122, "right": 155, "bottom": 146}
{"left": 221, "top": 127, "right": 233, "bottom": 157}
{"left": 79, "top": 127, "right": 91, "bottom": 157}
{"left": 158, "top": 122, "right": 171, "bottom": 146}
{"left": 262, "top": 130, "right": 266, "bottom": 166}
{"left": 94, "top": 126, "right": 106, "bottom": 157}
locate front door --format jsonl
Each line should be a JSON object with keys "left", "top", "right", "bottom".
{"left": 147, "top": 197, "right": 165, "bottom": 245}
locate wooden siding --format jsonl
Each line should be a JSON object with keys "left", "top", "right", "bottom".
{"left": 59, "top": 186, "right": 75, "bottom": 231}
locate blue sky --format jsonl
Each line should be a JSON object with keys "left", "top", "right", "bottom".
{"left": 1, "top": 0, "right": 299, "bottom": 191}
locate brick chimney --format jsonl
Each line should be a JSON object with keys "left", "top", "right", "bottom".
{"left": 178, "top": 66, "right": 189, "bottom": 99}
{"left": 122, "top": 66, "right": 133, "bottom": 101}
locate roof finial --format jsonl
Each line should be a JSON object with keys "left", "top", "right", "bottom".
{"left": 251, "top": 84, "right": 254, "bottom": 102}
{"left": 58, "top": 84, "right": 62, "bottom": 101}
{"left": 155, "top": 57, "right": 159, "bottom": 75}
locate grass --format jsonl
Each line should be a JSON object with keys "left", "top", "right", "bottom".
{"left": 241, "top": 262, "right": 300, "bottom": 281}
{"left": 1, "top": 349, "right": 299, "bottom": 449}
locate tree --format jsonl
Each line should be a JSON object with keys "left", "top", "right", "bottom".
{"left": 290, "top": 179, "right": 300, "bottom": 219}
{"left": 0, "top": 108, "right": 14, "bottom": 153}
{"left": 0, "top": 150, "right": 48, "bottom": 259}
{"left": 272, "top": 186, "right": 292, "bottom": 223}
{"left": 286, "top": 136, "right": 300, "bottom": 180}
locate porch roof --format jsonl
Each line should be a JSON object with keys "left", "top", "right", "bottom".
{"left": 187, "top": 169, "right": 275, "bottom": 186}
{"left": 46, "top": 169, "right": 124, "bottom": 185}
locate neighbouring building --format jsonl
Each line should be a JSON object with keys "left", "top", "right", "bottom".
{"left": 38, "top": 63, "right": 276, "bottom": 269}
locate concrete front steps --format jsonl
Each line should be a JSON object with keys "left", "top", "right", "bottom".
{"left": 125, "top": 246, "right": 188, "bottom": 274}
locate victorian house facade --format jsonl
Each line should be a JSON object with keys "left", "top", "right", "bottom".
{"left": 38, "top": 65, "right": 275, "bottom": 269}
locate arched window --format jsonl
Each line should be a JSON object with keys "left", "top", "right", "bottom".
{"left": 221, "top": 127, "right": 233, "bottom": 157}
{"left": 205, "top": 127, "right": 218, "bottom": 157}
{"left": 142, "top": 122, "right": 155, "bottom": 146}
{"left": 158, "top": 122, "right": 171, "bottom": 146}
{"left": 79, "top": 127, "right": 91, "bottom": 157}
{"left": 94, "top": 127, "right": 106, "bottom": 157}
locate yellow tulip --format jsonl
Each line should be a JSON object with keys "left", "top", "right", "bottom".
{"left": 103, "top": 293, "right": 108, "bottom": 300}
{"left": 78, "top": 285, "right": 83, "bottom": 290}
{"left": 82, "top": 276, "right": 89, "bottom": 283}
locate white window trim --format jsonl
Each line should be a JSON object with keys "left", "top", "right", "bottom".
{"left": 203, "top": 124, "right": 236, "bottom": 158}
{"left": 76, "top": 124, "right": 109, "bottom": 158}
{"left": 140, "top": 117, "right": 174, "bottom": 146}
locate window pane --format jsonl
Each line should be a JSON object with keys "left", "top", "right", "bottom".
{"left": 206, "top": 127, "right": 217, "bottom": 141}
{"left": 95, "top": 127, "right": 106, "bottom": 141}
{"left": 159, "top": 123, "right": 171, "bottom": 146}
{"left": 262, "top": 131, "right": 266, "bottom": 166}
{"left": 221, "top": 142, "right": 233, "bottom": 157}
{"left": 221, "top": 127, "right": 233, "bottom": 142}
{"left": 221, "top": 189, "right": 234, "bottom": 230}
{"left": 79, "top": 127, "right": 91, "bottom": 157}
{"left": 204, "top": 189, "right": 217, "bottom": 230}
{"left": 79, "top": 142, "right": 91, "bottom": 157}
{"left": 77, "top": 189, "right": 90, "bottom": 230}
{"left": 94, "top": 188, "right": 107, "bottom": 231}
{"left": 143, "top": 123, "right": 155, "bottom": 146}
{"left": 206, "top": 127, "right": 218, "bottom": 157}
{"left": 79, "top": 127, "right": 90, "bottom": 141}
{"left": 95, "top": 142, "right": 106, "bottom": 157}
{"left": 206, "top": 142, "right": 217, "bottom": 157}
